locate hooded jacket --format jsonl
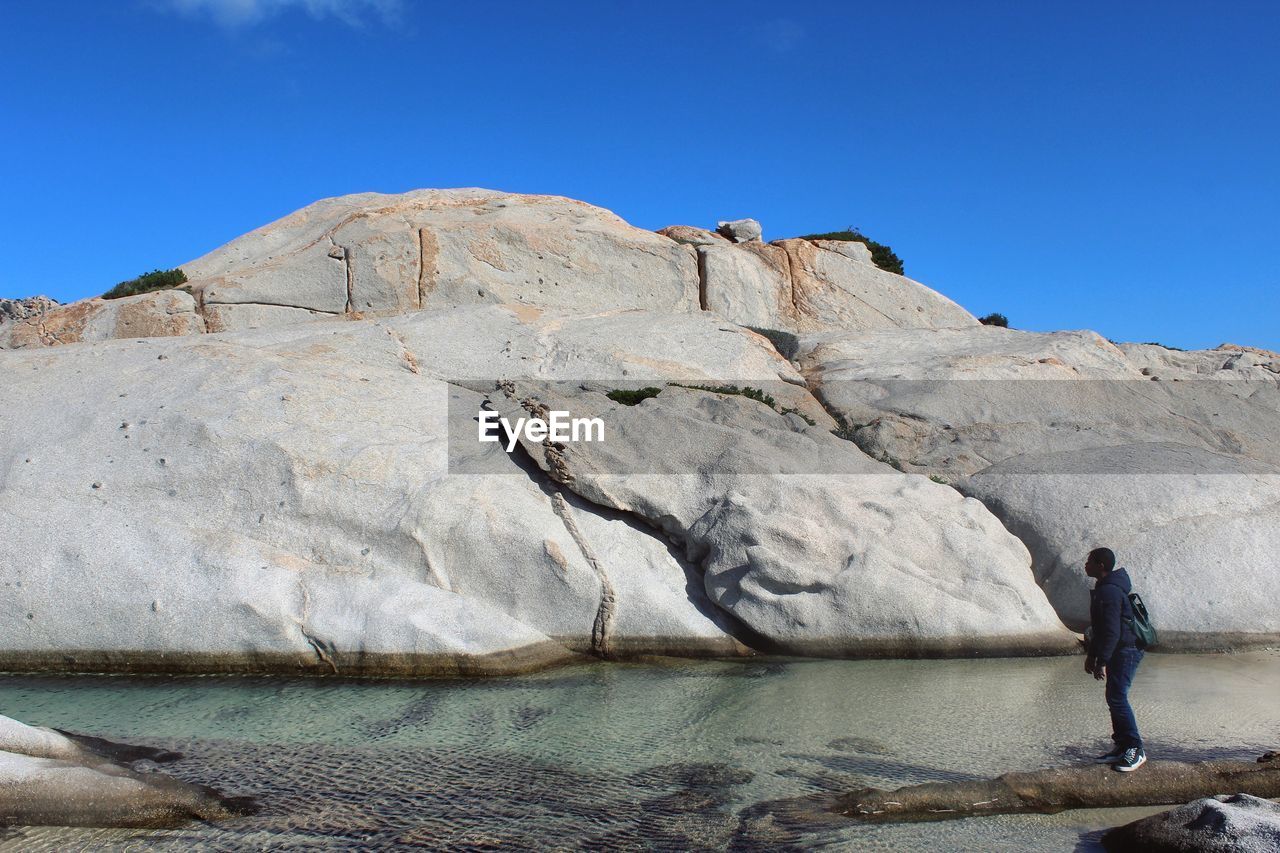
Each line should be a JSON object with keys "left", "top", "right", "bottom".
{"left": 1090, "top": 567, "right": 1138, "bottom": 661}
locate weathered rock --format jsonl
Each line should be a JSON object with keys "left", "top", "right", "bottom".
{"left": 0, "top": 304, "right": 1069, "bottom": 671}
{"left": 0, "top": 307, "right": 831, "bottom": 674}
{"left": 0, "top": 714, "right": 247, "bottom": 827}
{"left": 716, "top": 218, "right": 763, "bottom": 243}
{"left": 0, "top": 295, "right": 58, "bottom": 323}
{"left": 183, "top": 188, "right": 700, "bottom": 323}
{"left": 833, "top": 753, "right": 1280, "bottom": 824}
{"left": 498, "top": 380, "right": 1075, "bottom": 657}
{"left": 1104, "top": 792, "right": 1280, "bottom": 852}
{"left": 794, "top": 325, "right": 1280, "bottom": 644}
{"left": 0, "top": 289, "right": 205, "bottom": 349}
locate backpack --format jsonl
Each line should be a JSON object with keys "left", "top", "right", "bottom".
{"left": 1125, "top": 592, "right": 1158, "bottom": 649}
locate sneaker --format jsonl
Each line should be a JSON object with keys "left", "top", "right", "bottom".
{"left": 1094, "top": 746, "right": 1126, "bottom": 764}
{"left": 1114, "top": 747, "right": 1147, "bottom": 772}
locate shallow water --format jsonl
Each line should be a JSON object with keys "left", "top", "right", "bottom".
{"left": 1, "top": 652, "right": 1276, "bottom": 850}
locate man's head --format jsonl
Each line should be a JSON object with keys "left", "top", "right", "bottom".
{"left": 1085, "top": 547, "right": 1116, "bottom": 579}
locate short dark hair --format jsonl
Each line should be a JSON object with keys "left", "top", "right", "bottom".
{"left": 1089, "top": 547, "right": 1116, "bottom": 573}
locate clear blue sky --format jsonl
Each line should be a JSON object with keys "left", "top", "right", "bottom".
{"left": 3, "top": 1, "right": 1277, "bottom": 350}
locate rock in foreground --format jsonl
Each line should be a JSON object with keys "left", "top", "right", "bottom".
{"left": 0, "top": 714, "right": 248, "bottom": 828}
{"left": 1103, "top": 793, "right": 1280, "bottom": 852}
{"left": 833, "top": 753, "right": 1280, "bottom": 824}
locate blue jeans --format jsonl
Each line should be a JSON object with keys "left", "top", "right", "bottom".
{"left": 1106, "top": 646, "right": 1144, "bottom": 750}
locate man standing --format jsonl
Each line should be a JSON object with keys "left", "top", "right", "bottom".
{"left": 1084, "top": 547, "right": 1146, "bottom": 772}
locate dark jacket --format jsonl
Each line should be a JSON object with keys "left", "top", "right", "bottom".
{"left": 1090, "top": 568, "right": 1137, "bottom": 661}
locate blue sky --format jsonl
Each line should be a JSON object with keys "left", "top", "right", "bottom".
{"left": 3, "top": 1, "right": 1277, "bottom": 350}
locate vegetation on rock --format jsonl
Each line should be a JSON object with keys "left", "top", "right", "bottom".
{"left": 103, "top": 268, "right": 189, "bottom": 300}
{"left": 606, "top": 387, "right": 662, "bottom": 406}
{"left": 799, "top": 228, "right": 905, "bottom": 275}
{"left": 979, "top": 312, "right": 1010, "bottom": 327}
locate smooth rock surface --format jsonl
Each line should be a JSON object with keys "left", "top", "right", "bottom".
{"left": 0, "top": 304, "right": 1069, "bottom": 670}
{"left": 1104, "top": 792, "right": 1280, "bottom": 853}
{"left": 794, "top": 325, "right": 1280, "bottom": 644}
{"left": 499, "top": 380, "right": 1075, "bottom": 657}
{"left": 184, "top": 188, "right": 701, "bottom": 323}
{"left": 0, "top": 714, "right": 245, "bottom": 827}
{"left": 963, "top": 444, "right": 1280, "bottom": 643}
{"left": 0, "top": 307, "right": 837, "bottom": 674}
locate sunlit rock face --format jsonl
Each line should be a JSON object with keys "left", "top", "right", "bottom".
{"left": 0, "top": 305, "right": 1071, "bottom": 673}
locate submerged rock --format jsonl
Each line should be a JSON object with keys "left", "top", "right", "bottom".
{"left": 1103, "top": 792, "right": 1280, "bottom": 852}
{"left": 0, "top": 714, "right": 248, "bottom": 828}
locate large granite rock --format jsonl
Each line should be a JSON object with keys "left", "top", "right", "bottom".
{"left": 496, "top": 380, "right": 1075, "bottom": 657}
{"left": 0, "top": 714, "right": 245, "bottom": 827}
{"left": 0, "top": 305, "right": 1069, "bottom": 672}
{"left": 9, "top": 191, "right": 983, "bottom": 350}
{"left": 0, "top": 295, "right": 58, "bottom": 323}
{"left": 183, "top": 188, "right": 701, "bottom": 325}
{"left": 1104, "top": 793, "right": 1280, "bottom": 852}
{"left": 794, "top": 325, "right": 1280, "bottom": 645}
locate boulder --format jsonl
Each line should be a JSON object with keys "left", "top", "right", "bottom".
{"left": 716, "top": 218, "right": 762, "bottom": 243}
{"left": 0, "top": 714, "right": 246, "bottom": 827}
{"left": 497, "top": 380, "right": 1075, "bottom": 657}
{"left": 0, "top": 295, "right": 58, "bottom": 323}
{"left": 1104, "top": 793, "right": 1280, "bottom": 852}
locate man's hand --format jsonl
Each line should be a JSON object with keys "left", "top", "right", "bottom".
{"left": 1094, "top": 664, "right": 1106, "bottom": 681}
{"left": 1084, "top": 655, "right": 1096, "bottom": 675}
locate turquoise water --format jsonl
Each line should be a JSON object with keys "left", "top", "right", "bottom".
{"left": 0, "top": 652, "right": 1276, "bottom": 850}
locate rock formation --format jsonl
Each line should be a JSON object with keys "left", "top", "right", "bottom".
{"left": 0, "top": 188, "right": 1276, "bottom": 670}
{"left": 832, "top": 752, "right": 1280, "bottom": 824}
{"left": 1104, "top": 792, "right": 1280, "bottom": 852}
{"left": 0, "top": 714, "right": 248, "bottom": 827}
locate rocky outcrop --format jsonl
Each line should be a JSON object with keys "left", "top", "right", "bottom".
{"left": 1104, "top": 792, "right": 1280, "bottom": 852}
{"left": 832, "top": 753, "right": 1280, "bottom": 824}
{"left": 793, "top": 325, "right": 1280, "bottom": 645}
{"left": 6, "top": 191, "right": 978, "bottom": 349}
{"left": 0, "top": 714, "right": 248, "bottom": 827}
{"left": 0, "top": 289, "right": 205, "bottom": 348}
{"left": 496, "top": 380, "right": 1075, "bottom": 657}
{"left": 0, "top": 295, "right": 58, "bottom": 323}
{"left": 0, "top": 304, "right": 1071, "bottom": 673}
{"left": 183, "top": 189, "right": 701, "bottom": 326}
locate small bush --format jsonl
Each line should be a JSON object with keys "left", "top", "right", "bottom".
{"left": 671, "top": 383, "right": 777, "bottom": 409}
{"left": 830, "top": 413, "right": 865, "bottom": 443}
{"left": 779, "top": 406, "right": 816, "bottom": 426}
{"left": 929, "top": 474, "right": 949, "bottom": 484}
{"left": 798, "top": 227, "right": 904, "bottom": 275}
{"left": 103, "top": 268, "right": 188, "bottom": 300}
{"left": 607, "top": 387, "right": 662, "bottom": 406}
{"left": 1140, "top": 341, "right": 1187, "bottom": 352}
{"left": 979, "top": 313, "right": 1009, "bottom": 328}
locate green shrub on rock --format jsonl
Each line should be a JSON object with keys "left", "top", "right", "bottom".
{"left": 606, "top": 387, "right": 662, "bottom": 406}
{"left": 103, "top": 268, "right": 188, "bottom": 300}
{"left": 798, "top": 228, "right": 905, "bottom": 275}
{"left": 979, "top": 313, "right": 1009, "bottom": 327}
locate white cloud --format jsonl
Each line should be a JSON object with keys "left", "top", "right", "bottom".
{"left": 160, "top": 0, "right": 404, "bottom": 28}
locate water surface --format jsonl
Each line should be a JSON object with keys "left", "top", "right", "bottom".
{"left": 1, "top": 652, "right": 1276, "bottom": 850}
